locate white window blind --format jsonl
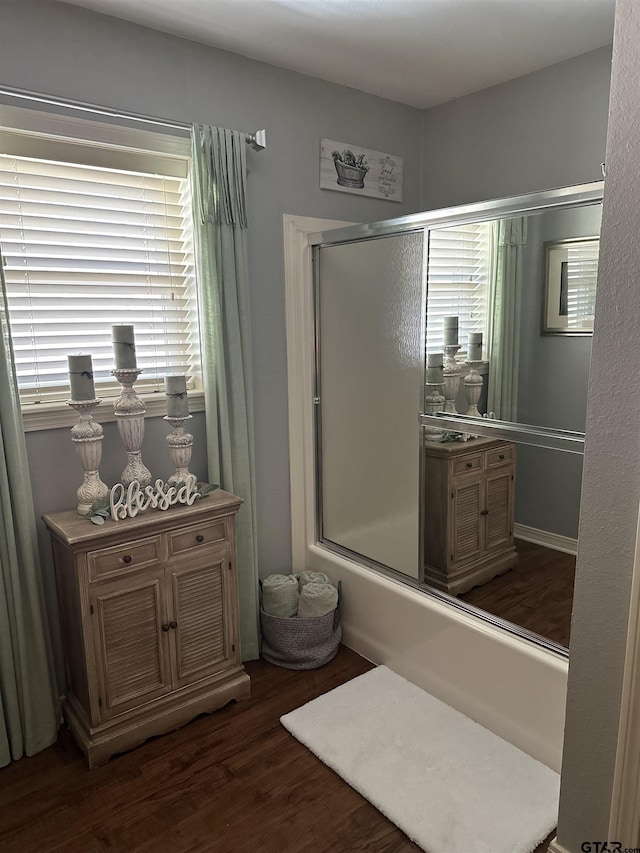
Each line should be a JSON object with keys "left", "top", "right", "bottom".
{"left": 0, "top": 151, "right": 197, "bottom": 405}
{"left": 426, "top": 222, "right": 492, "bottom": 354}
{"left": 561, "top": 240, "right": 599, "bottom": 329}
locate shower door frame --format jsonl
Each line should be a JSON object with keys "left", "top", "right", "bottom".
{"left": 307, "top": 181, "right": 603, "bottom": 656}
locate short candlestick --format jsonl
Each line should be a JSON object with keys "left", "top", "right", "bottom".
{"left": 424, "top": 381, "right": 446, "bottom": 442}
{"left": 67, "top": 399, "right": 109, "bottom": 515}
{"left": 464, "top": 360, "right": 484, "bottom": 417}
{"left": 442, "top": 344, "right": 462, "bottom": 413}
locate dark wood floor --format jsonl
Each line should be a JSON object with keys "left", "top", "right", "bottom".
{"left": 460, "top": 539, "right": 576, "bottom": 648}
{"left": 0, "top": 647, "right": 554, "bottom": 853}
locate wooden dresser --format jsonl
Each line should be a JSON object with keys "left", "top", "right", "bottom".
{"left": 423, "top": 437, "right": 518, "bottom": 595}
{"left": 43, "top": 490, "right": 250, "bottom": 768}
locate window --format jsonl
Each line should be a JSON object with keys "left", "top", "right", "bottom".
{"left": 0, "top": 106, "right": 199, "bottom": 412}
{"left": 426, "top": 222, "right": 492, "bottom": 354}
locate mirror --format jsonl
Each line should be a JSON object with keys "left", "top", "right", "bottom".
{"left": 423, "top": 201, "right": 601, "bottom": 648}
{"left": 314, "top": 183, "right": 603, "bottom": 653}
{"left": 426, "top": 202, "right": 601, "bottom": 432}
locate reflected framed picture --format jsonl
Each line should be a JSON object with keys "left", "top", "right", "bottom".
{"left": 542, "top": 236, "right": 599, "bottom": 334}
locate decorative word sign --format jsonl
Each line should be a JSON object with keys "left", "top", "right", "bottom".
{"left": 110, "top": 476, "right": 200, "bottom": 520}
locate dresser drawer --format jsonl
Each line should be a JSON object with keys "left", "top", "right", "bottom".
{"left": 452, "top": 453, "right": 483, "bottom": 476}
{"left": 485, "top": 445, "right": 514, "bottom": 468}
{"left": 168, "top": 518, "right": 228, "bottom": 556}
{"left": 88, "top": 536, "right": 162, "bottom": 582}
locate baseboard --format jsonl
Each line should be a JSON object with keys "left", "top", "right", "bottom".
{"left": 514, "top": 523, "right": 578, "bottom": 556}
{"left": 547, "top": 838, "right": 569, "bottom": 853}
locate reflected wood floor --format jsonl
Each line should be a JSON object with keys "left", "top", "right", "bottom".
{"left": 460, "top": 539, "right": 576, "bottom": 648}
{"left": 0, "top": 646, "right": 554, "bottom": 853}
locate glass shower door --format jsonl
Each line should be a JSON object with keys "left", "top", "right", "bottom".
{"left": 315, "top": 232, "right": 425, "bottom": 579}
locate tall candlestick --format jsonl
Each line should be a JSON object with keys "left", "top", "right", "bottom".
{"left": 112, "top": 325, "right": 137, "bottom": 369}
{"left": 165, "top": 375, "right": 189, "bottom": 418}
{"left": 112, "top": 367, "right": 151, "bottom": 488}
{"left": 68, "top": 354, "right": 96, "bottom": 401}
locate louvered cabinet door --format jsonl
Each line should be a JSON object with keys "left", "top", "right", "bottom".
{"left": 169, "top": 547, "right": 236, "bottom": 688}
{"left": 450, "top": 478, "right": 483, "bottom": 565}
{"left": 89, "top": 570, "right": 171, "bottom": 721}
{"left": 484, "top": 470, "right": 514, "bottom": 552}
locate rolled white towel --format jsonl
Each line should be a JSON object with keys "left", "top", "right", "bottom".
{"left": 297, "top": 581, "right": 338, "bottom": 619}
{"left": 298, "top": 570, "right": 330, "bottom": 591}
{"left": 262, "top": 573, "right": 299, "bottom": 617}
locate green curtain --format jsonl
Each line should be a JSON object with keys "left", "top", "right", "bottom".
{"left": 487, "top": 218, "right": 528, "bottom": 421}
{"left": 191, "top": 125, "right": 259, "bottom": 661}
{"left": 0, "top": 255, "right": 59, "bottom": 766}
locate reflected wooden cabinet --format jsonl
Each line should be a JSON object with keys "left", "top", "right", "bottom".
{"left": 423, "top": 438, "right": 518, "bottom": 595}
{"left": 43, "top": 491, "right": 250, "bottom": 768}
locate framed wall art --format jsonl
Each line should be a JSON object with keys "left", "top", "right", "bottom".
{"left": 543, "top": 236, "right": 599, "bottom": 334}
{"left": 320, "top": 138, "right": 403, "bottom": 202}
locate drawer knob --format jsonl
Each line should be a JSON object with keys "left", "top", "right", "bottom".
{"left": 499, "top": 453, "right": 505, "bottom": 460}
{"left": 466, "top": 462, "right": 473, "bottom": 468}
{"left": 161, "top": 624, "right": 170, "bottom": 632}
{"left": 196, "top": 534, "right": 205, "bottom": 543}
{"left": 480, "top": 509, "right": 490, "bottom": 516}
{"left": 169, "top": 621, "right": 177, "bottom": 630}
{"left": 122, "top": 555, "right": 132, "bottom": 564}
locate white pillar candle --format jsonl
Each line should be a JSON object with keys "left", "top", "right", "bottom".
{"left": 165, "top": 375, "right": 189, "bottom": 418}
{"left": 443, "top": 316, "right": 459, "bottom": 346}
{"left": 426, "top": 352, "right": 443, "bottom": 384}
{"left": 112, "top": 325, "right": 137, "bottom": 369}
{"left": 467, "top": 332, "right": 483, "bottom": 361}
{"left": 68, "top": 354, "right": 95, "bottom": 401}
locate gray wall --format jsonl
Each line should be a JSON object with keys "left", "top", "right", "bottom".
{"left": 557, "top": 0, "right": 640, "bottom": 844}
{"left": 1, "top": 0, "right": 423, "bottom": 680}
{"left": 419, "top": 50, "right": 612, "bottom": 544}
{"left": 421, "top": 46, "right": 612, "bottom": 209}
{"left": 515, "top": 204, "right": 600, "bottom": 541}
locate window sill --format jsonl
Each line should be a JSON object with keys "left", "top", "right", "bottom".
{"left": 21, "top": 391, "right": 206, "bottom": 433}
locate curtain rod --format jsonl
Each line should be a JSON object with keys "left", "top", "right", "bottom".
{"left": 0, "top": 86, "right": 267, "bottom": 151}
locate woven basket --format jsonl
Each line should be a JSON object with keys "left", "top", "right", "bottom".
{"left": 260, "top": 580, "right": 342, "bottom": 670}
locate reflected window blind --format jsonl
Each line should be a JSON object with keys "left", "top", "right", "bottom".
{"left": 563, "top": 241, "right": 599, "bottom": 328}
{"left": 0, "top": 153, "right": 198, "bottom": 405}
{"left": 426, "top": 222, "right": 492, "bottom": 353}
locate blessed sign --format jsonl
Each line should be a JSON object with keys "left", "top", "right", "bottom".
{"left": 109, "top": 476, "right": 200, "bottom": 520}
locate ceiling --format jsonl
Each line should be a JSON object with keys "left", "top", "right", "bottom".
{"left": 57, "top": 0, "right": 615, "bottom": 109}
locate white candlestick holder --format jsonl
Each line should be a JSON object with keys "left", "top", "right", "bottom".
{"left": 67, "top": 399, "right": 109, "bottom": 515}
{"left": 164, "top": 415, "right": 194, "bottom": 484}
{"left": 464, "top": 360, "right": 484, "bottom": 417}
{"left": 112, "top": 368, "right": 152, "bottom": 488}
{"left": 424, "top": 382, "right": 446, "bottom": 442}
{"left": 443, "top": 344, "right": 462, "bottom": 414}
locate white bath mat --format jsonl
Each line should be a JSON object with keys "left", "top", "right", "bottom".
{"left": 281, "top": 666, "right": 559, "bottom": 853}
